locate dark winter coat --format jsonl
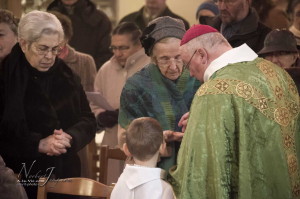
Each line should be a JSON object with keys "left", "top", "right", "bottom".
{"left": 0, "top": 155, "right": 28, "bottom": 199}
{"left": 285, "top": 67, "right": 300, "bottom": 94}
{"left": 0, "top": 43, "right": 96, "bottom": 198}
{"left": 207, "top": 8, "right": 271, "bottom": 53}
{"left": 47, "top": 0, "right": 113, "bottom": 69}
{"left": 120, "top": 6, "right": 190, "bottom": 31}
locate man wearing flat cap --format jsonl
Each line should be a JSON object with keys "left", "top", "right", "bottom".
{"left": 118, "top": 16, "right": 200, "bottom": 172}
{"left": 168, "top": 24, "right": 300, "bottom": 199}
{"left": 258, "top": 29, "right": 299, "bottom": 69}
{"left": 258, "top": 29, "right": 300, "bottom": 94}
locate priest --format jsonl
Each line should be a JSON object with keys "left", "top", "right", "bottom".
{"left": 169, "top": 24, "right": 300, "bottom": 199}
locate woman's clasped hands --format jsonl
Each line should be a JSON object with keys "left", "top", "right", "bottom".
{"left": 38, "top": 129, "right": 72, "bottom": 156}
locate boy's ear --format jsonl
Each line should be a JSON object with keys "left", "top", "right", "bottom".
{"left": 159, "top": 140, "right": 166, "bottom": 154}
{"left": 123, "top": 143, "right": 132, "bottom": 157}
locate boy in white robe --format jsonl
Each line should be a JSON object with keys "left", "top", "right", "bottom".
{"left": 111, "top": 117, "right": 175, "bottom": 199}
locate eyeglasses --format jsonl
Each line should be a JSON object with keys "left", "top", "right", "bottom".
{"left": 33, "top": 44, "right": 62, "bottom": 56}
{"left": 156, "top": 56, "right": 183, "bottom": 68}
{"left": 184, "top": 50, "right": 197, "bottom": 70}
{"left": 109, "top": 45, "right": 130, "bottom": 52}
{"left": 217, "top": 0, "right": 237, "bottom": 6}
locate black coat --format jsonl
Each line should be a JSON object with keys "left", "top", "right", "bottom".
{"left": 285, "top": 67, "right": 300, "bottom": 94}
{"left": 47, "top": 0, "right": 113, "bottom": 69}
{"left": 120, "top": 6, "right": 190, "bottom": 31}
{"left": 0, "top": 155, "right": 28, "bottom": 199}
{"left": 207, "top": 8, "right": 271, "bottom": 53}
{"left": 0, "top": 44, "right": 96, "bottom": 197}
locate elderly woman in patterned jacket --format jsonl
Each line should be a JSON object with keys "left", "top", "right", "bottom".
{"left": 118, "top": 16, "right": 200, "bottom": 172}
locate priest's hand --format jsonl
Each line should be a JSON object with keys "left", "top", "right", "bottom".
{"left": 178, "top": 112, "right": 189, "bottom": 133}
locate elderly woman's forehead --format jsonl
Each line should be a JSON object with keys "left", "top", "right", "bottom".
{"left": 35, "top": 33, "right": 60, "bottom": 43}
{"left": 152, "top": 38, "right": 180, "bottom": 49}
{"left": 152, "top": 39, "right": 181, "bottom": 58}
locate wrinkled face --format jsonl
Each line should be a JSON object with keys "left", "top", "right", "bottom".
{"left": 20, "top": 34, "right": 61, "bottom": 72}
{"left": 0, "top": 23, "right": 17, "bottom": 61}
{"left": 61, "top": 0, "right": 78, "bottom": 6}
{"left": 110, "top": 34, "right": 141, "bottom": 67}
{"left": 152, "top": 38, "right": 184, "bottom": 80}
{"left": 292, "top": 3, "right": 300, "bottom": 30}
{"left": 217, "top": 0, "right": 250, "bottom": 24}
{"left": 264, "top": 52, "right": 298, "bottom": 68}
{"left": 145, "top": 0, "right": 166, "bottom": 13}
{"left": 180, "top": 46, "right": 209, "bottom": 82}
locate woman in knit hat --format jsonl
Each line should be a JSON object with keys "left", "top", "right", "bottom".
{"left": 118, "top": 16, "right": 200, "bottom": 171}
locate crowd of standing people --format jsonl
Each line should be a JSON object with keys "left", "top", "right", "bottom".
{"left": 0, "top": 0, "right": 299, "bottom": 199}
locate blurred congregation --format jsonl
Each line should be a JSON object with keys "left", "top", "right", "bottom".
{"left": 0, "top": 0, "right": 299, "bottom": 199}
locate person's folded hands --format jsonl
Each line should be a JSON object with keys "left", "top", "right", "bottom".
{"left": 38, "top": 129, "right": 72, "bottom": 156}
{"left": 53, "top": 129, "right": 72, "bottom": 148}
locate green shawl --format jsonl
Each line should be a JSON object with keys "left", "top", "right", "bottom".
{"left": 119, "top": 63, "right": 200, "bottom": 170}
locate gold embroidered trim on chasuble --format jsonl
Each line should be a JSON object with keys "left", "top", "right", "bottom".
{"left": 196, "top": 60, "right": 300, "bottom": 197}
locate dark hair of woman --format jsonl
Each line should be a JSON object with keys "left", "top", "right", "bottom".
{"left": 252, "top": 0, "right": 275, "bottom": 22}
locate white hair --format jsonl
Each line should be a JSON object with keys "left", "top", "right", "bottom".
{"left": 18, "top": 10, "right": 64, "bottom": 44}
{"left": 182, "top": 32, "right": 230, "bottom": 54}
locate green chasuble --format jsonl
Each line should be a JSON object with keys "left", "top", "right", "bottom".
{"left": 119, "top": 63, "right": 200, "bottom": 171}
{"left": 169, "top": 58, "right": 300, "bottom": 199}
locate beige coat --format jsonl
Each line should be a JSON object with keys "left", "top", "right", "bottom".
{"left": 93, "top": 48, "right": 150, "bottom": 184}
{"left": 63, "top": 45, "right": 97, "bottom": 92}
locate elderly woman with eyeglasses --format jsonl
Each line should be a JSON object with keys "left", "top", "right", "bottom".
{"left": 0, "top": 10, "right": 96, "bottom": 198}
{"left": 118, "top": 16, "right": 200, "bottom": 171}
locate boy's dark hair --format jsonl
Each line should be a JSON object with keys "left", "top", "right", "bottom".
{"left": 126, "top": 117, "right": 163, "bottom": 161}
{"left": 48, "top": 11, "right": 73, "bottom": 41}
{"left": 0, "top": 9, "right": 19, "bottom": 36}
{"left": 113, "top": 22, "right": 142, "bottom": 45}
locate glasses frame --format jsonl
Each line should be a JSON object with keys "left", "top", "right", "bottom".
{"left": 184, "top": 50, "right": 197, "bottom": 70}
{"left": 33, "top": 43, "right": 62, "bottom": 56}
{"left": 109, "top": 45, "right": 130, "bottom": 52}
{"left": 156, "top": 56, "right": 183, "bottom": 68}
